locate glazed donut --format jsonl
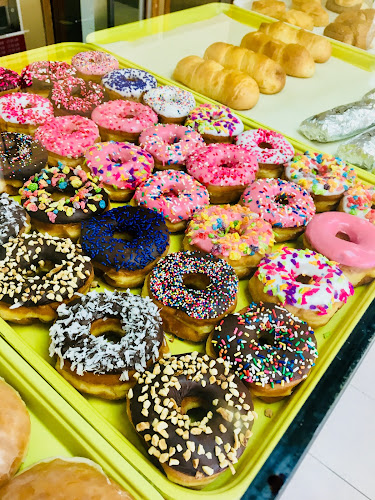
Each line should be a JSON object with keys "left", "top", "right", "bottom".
{"left": 91, "top": 100, "right": 158, "bottom": 142}
{"left": 183, "top": 204, "right": 274, "bottom": 278}
{"left": 139, "top": 124, "right": 205, "bottom": 171}
{"left": 0, "top": 67, "right": 21, "bottom": 95}
{"left": 304, "top": 211, "right": 375, "bottom": 287}
{"left": 49, "top": 290, "right": 169, "bottom": 399}
{"left": 34, "top": 115, "right": 100, "bottom": 167}
{"left": 71, "top": 50, "right": 119, "bottom": 83}
{"left": 249, "top": 247, "right": 354, "bottom": 328}
{"left": 236, "top": 128, "right": 294, "bottom": 178}
{"left": 20, "top": 60, "right": 77, "bottom": 96}
{"left": 339, "top": 183, "right": 375, "bottom": 224}
{"left": 186, "top": 143, "right": 258, "bottom": 204}
{"left": 133, "top": 170, "right": 209, "bottom": 232}
{"left": 142, "top": 85, "right": 196, "bottom": 124}
{"left": 20, "top": 164, "right": 109, "bottom": 241}
{"left": 240, "top": 178, "right": 316, "bottom": 242}
{"left": 207, "top": 302, "right": 318, "bottom": 402}
{"left": 102, "top": 68, "right": 157, "bottom": 101}
{"left": 128, "top": 352, "right": 255, "bottom": 487}
{"left": 0, "top": 457, "right": 133, "bottom": 499}
{"left": 0, "top": 379, "right": 30, "bottom": 488}
{"left": 0, "top": 193, "right": 30, "bottom": 244}
{"left": 84, "top": 141, "right": 154, "bottom": 202}
{"left": 0, "top": 132, "right": 47, "bottom": 195}
{"left": 81, "top": 206, "right": 169, "bottom": 288}
{"left": 185, "top": 103, "right": 244, "bottom": 143}
{"left": 49, "top": 76, "right": 107, "bottom": 117}
{"left": 285, "top": 152, "right": 357, "bottom": 212}
{"left": 143, "top": 251, "right": 238, "bottom": 342}
{"left": 0, "top": 92, "right": 54, "bottom": 135}
{"left": 0, "top": 233, "right": 93, "bottom": 324}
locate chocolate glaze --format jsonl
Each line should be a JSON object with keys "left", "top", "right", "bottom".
{"left": 0, "top": 132, "right": 47, "bottom": 181}
{"left": 20, "top": 61, "right": 77, "bottom": 91}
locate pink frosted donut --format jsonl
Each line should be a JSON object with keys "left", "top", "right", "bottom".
{"left": 186, "top": 143, "right": 258, "bottom": 204}
{"left": 35, "top": 115, "right": 100, "bottom": 162}
{"left": 133, "top": 169, "right": 209, "bottom": 231}
{"left": 84, "top": 141, "right": 154, "bottom": 201}
{"left": 71, "top": 51, "right": 119, "bottom": 78}
{"left": 91, "top": 100, "right": 157, "bottom": 141}
{"left": 139, "top": 124, "right": 205, "bottom": 170}
{"left": 0, "top": 92, "right": 53, "bottom": 132}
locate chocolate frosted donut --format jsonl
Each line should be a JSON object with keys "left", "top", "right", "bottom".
{"left": 0, "top": 67, "right": 21, "bottom": 95}
{"left": 20, "top": 60, "right": 77, "bottom": 94}
{"left": 0, "top": 193, "right": 29, "bottom": 244}
{"left": 128, "top": 352, "right": 255, "bottom": 487}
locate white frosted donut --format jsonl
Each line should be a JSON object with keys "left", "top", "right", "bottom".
{"left": 0, "top": 92, "right": 53, "bottom": 126}
{"left": 102, "top": 68, "right": 157, "bottom": 100}
{"left": 236, "top": 128, "right": 294, "bottom": 165}
{"left": 143, "top": 85, "right": 195, "bottom": 119}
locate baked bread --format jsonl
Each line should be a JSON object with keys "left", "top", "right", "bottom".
{"left": 173, "top": 56, "right": 260, "bottom": 110}
{"left": 292, "top": 0, "right": 329, "bottom": 27}
{"left": 281, "top": 9, "right": 314, "bottom": 30}
{"left": 324, "top": 9, "right": 375, "bottom": 50}
{"left": 204, "top": 42, "right": 286, "bottom": 94}
{"left": 240, "top": 31, "right": 315, "bottom": 78}
{"left": 259, "top": 21, "right": 332, "bottom": 63}
{"left": 326, "top": 0, "right": 362, "bottom": 14}
{"left": 252, "top": 0, "right": 286, "bottom": 18}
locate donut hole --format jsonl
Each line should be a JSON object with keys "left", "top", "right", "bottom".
{"left": 113, "top": 231, "right": 134, "bottom": 242}
{"left": 258, "top": 142, "right": 273, "bottom": 150}
{"left": 162, "top": 188, "right": 181, "bottom": 199}
{"left": 90, "top": 318, "right": 125, "bottom": 344}
{"left": 183, "top": 273, "right": 211, "bottom": 291}
{"left": 275, "top": 193, "right": 293, "bottom": 206}
{"left": 336, "top": 231, "right": 351, "bottom": 242}
{"left": 26, "top": 260, "right": 56, "bottom": 278}
{"left": 257, "top": 331, "right": 275, "bottom": 347}
{"left": 120, "top": 113, "right": 136, "bottom": 120}
{"left": 70, "top": 87, "right": 85, "bottom": 99}
{"left": 295, "top": 274, "right": 314, "bottom": 285}
{"left": 181, "top": 396, "right": 210, "bottom": 423}
{"left": 166, "top": 135, "right": 180, "bottom": 145}
{"left": 51, "top": 192, "right": 69, "bottom": 201}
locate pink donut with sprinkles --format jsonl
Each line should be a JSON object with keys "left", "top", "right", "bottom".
{"left": 0, "top": 93, "right": 54, "bottom": 132}
{"left": 139, "top": 124, "right": 205, "bottom": 170}
{"left": 236, "top": 128, "right": 294, "bottom": 165}
{"left": 71, "top": 51, "right": 119, "bottom": 78}
{"left": 133, "top": 169, "right": 209, "bottom": 231}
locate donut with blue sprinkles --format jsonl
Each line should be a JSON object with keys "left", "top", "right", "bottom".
{"left": 102, "top": 68, "right": 157, "bottom": 101}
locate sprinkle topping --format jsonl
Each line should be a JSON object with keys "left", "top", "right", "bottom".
{"left": 102, "top": 68, "right": 157, "bottom": 99}
{"left": 71, "top": 51, "right": 119, "bottom": 76}
{"left": 185, "top": 103, "right": 244, "bottom": 137}
{"left": 0, "top": 92, "right": 53, "bottom": 125}
{"left": 341, "top": 182, "right": 375, "bottom": 224}
{"left": 0, "top": 67, "right": 21, "bottom": 92}
{"left": 143, "top": 85, "right": 195, "bottom": 119}
{"left": 0, "top": 132, "right": 47, "bottom": 181}
{"left": 91, "top": 100, "right": 158, "bottom": 134}
{"left": 236, "top": 128, "right": 294, "bottom": 165}
{"left": 21, "top": 60, "right": 77, "bottom": 87}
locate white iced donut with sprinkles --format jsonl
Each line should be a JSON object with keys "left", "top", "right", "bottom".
{"left": 143, "top": 85, "right": 195, "bottom": 123}
{"left": 102, "top": 68, "right": 157, "bottom": 101}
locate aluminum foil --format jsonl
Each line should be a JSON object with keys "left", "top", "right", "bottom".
{"left": 336, "top": 128, "right": 375, "bottom": 173}
{"left": 298, "top": 99, "right": 375, "bottom": 143}
{"left": 363, "top": 88, "right": 375, "bottom": 101}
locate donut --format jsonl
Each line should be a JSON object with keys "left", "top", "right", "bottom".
{"left": 339, "top": 183, "right": 375, "bottom": 224}
{"left": 185, "top": 103, "right": 244, "bottom": 143}
{"left": 133, "top": 170, "right": 209, "bottom": 232}
{"left": 186, "top": 143, "right": 258, "bottom": 204}
{"left": 207, "top": 302, "right": 318, "bottom": 402}
{"left": 236, "top": 128, "right": 294, "bottom": 178}
{"left": 0, "top": 379, "right": 30, "bottom": 487}
{"left": 81, "top": 206, "right": 170, "bottom": 288}
{"left": 143, "top": 251, "right": 238, "bottom": 342}
{"left": 71, "top": 50, "right": 119, "bottom": 83}
{"left": 49, "top": 76, "right": 107, "bottom": 117}
{"left": 0, "top": 67, "right": 21, "bottom": 95}
{"left": 304, "top": 211, "right": 375, "bottom": 287}
{"left": 91, "top": 99, "right": 158, "bottom": 142}
{"left": 0, "top": 233, "right": 93, "bottom": 324}
{"left": 49, "top": 290, "right": 169, "bottom": 399}
{"left": 84, "top": 141, "right": 154, "bottom": 202}
{"left": 139, "top": 124, "right": 205, "bottom": 171}
{"left": 142, "top": 85, "right": 196, "bottom": 124}
{"left": 0, "top": 132, "right": 47, "bottom": 195}
{"left": 248, "top": 247, "right": 354, "bottom": 328}
{"left": 20, "top": 164, "right": 109, "bottom": 241}
{"left": 285, "top": 151, "right": 357, "bottom": 212}
{"left": 0, "top": 457, "right": 133, "bottom": 499}
{"left": 0, "top": 92, "right": 54, "bottom": 135}
{"left": 0, "top": 193, "right": 30, "bottom": 244}
{"left": 102, "top": 68, "right": 157, "bottom": 101}
{"left": 240, "top": 178, "right": 316, "bottom": 242}
{"left": 20, "top": 60, "right": 77, "bottom": 96}
{"left": 183, "top": 204, "right": 274, "bottom": 278}
{"left": 34, "top": 115, "right": 100, "bottom": 167}
{"left": 127, "top": 352, "right": 255, "bottom": 487}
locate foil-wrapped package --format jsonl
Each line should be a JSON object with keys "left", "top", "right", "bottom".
{"left": 363, "top": 88, "right": 375, "bottom": 101}
{"left": 336, "top": 128, "right": 375, "bottom": 172}
{"left": 299, "top": 99, "right": 375, "bottom": 142}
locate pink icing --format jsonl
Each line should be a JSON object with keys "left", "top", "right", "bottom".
{"left": 305, "top": 211, "right": 375, "bottom": 268}
{"left": 35, "top": 115, "right": 100, "bottom": 159}
{"left": 134, "top": 169, "right": 209, "bottom": 224}
{"left": 186, "top": 143, "right": 258, "bottom": 187}
{"left": 139, "top": 124, "right": 205, "bottom": 166}
{"left": 0, "top": 92, "right": 54, "bottom": 125}
{"left": 85, "top": 141, "right": 154, "bottom": 190}
{"left": 71, "top": 51, "right": 119, "bottom": 76}
{"left": 236, "top": 128, "right": 294, "bottom": 165}
{"left": 91, "top": 100, "right": 157, "bottom": 134}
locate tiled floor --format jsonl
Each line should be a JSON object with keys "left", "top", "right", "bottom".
{"left": 277, "top": 341, "right": 375, "bottom": 500}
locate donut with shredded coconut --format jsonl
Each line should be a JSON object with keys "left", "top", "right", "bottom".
{"left": 0, "top": 193, "right": 30, "bottom": 244}
{"left": 49, "top": 290, "right": 168, "bottom": 399}
{"left": 143, "top": 85, "right": 195, "bottom": 123}
{"left": 102, "top": 68, "right": 157, "bottom": 101}
{"left": 71, "top": 50, "right": 119, "bottom": 83}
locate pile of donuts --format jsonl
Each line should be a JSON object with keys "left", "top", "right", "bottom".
{"left": 1, "top": 49, "right": 375, "bottom": 489}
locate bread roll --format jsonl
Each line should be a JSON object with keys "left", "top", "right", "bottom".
{"left": 281, "top": 9, "right": 314, "bottom": 30}
{"left": 292, "top": 0, "right": 329, "bottom": 27}
{"left": 240, "top": 31, "right": 315, "bottom": 78}
{"left": 259, "top": 21, "right": 332, "bottom": 63}
{"left": 173, "top": 56, "right": 260, "bottom": 110}
{"left": 252, "top": 0, "right": 286, "bottom": 18}
{"left": 326, "top": 0, "right": 361, "bottom": 14}
{"left": 324, "top": 10, "right": 375, "bottom": 50}
{"left": 204, "top": 42, "right": 286, "bottom": 94}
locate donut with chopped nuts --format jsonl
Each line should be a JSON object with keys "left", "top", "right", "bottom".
{"left": 49, "top": 290, "right": 169, "bottom": 400}
{"left": 128, "top": 352, "right": 255, "bottom": 487}
{"left": 0, "top": 233, "right": 94, "bottom": 324}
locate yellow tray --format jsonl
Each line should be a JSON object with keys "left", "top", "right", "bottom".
{"left": 0, "top": 336, "right": 163, "bottom": 500}
{"left": 1, "top": 42, "right": 375, "bottom": 500}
